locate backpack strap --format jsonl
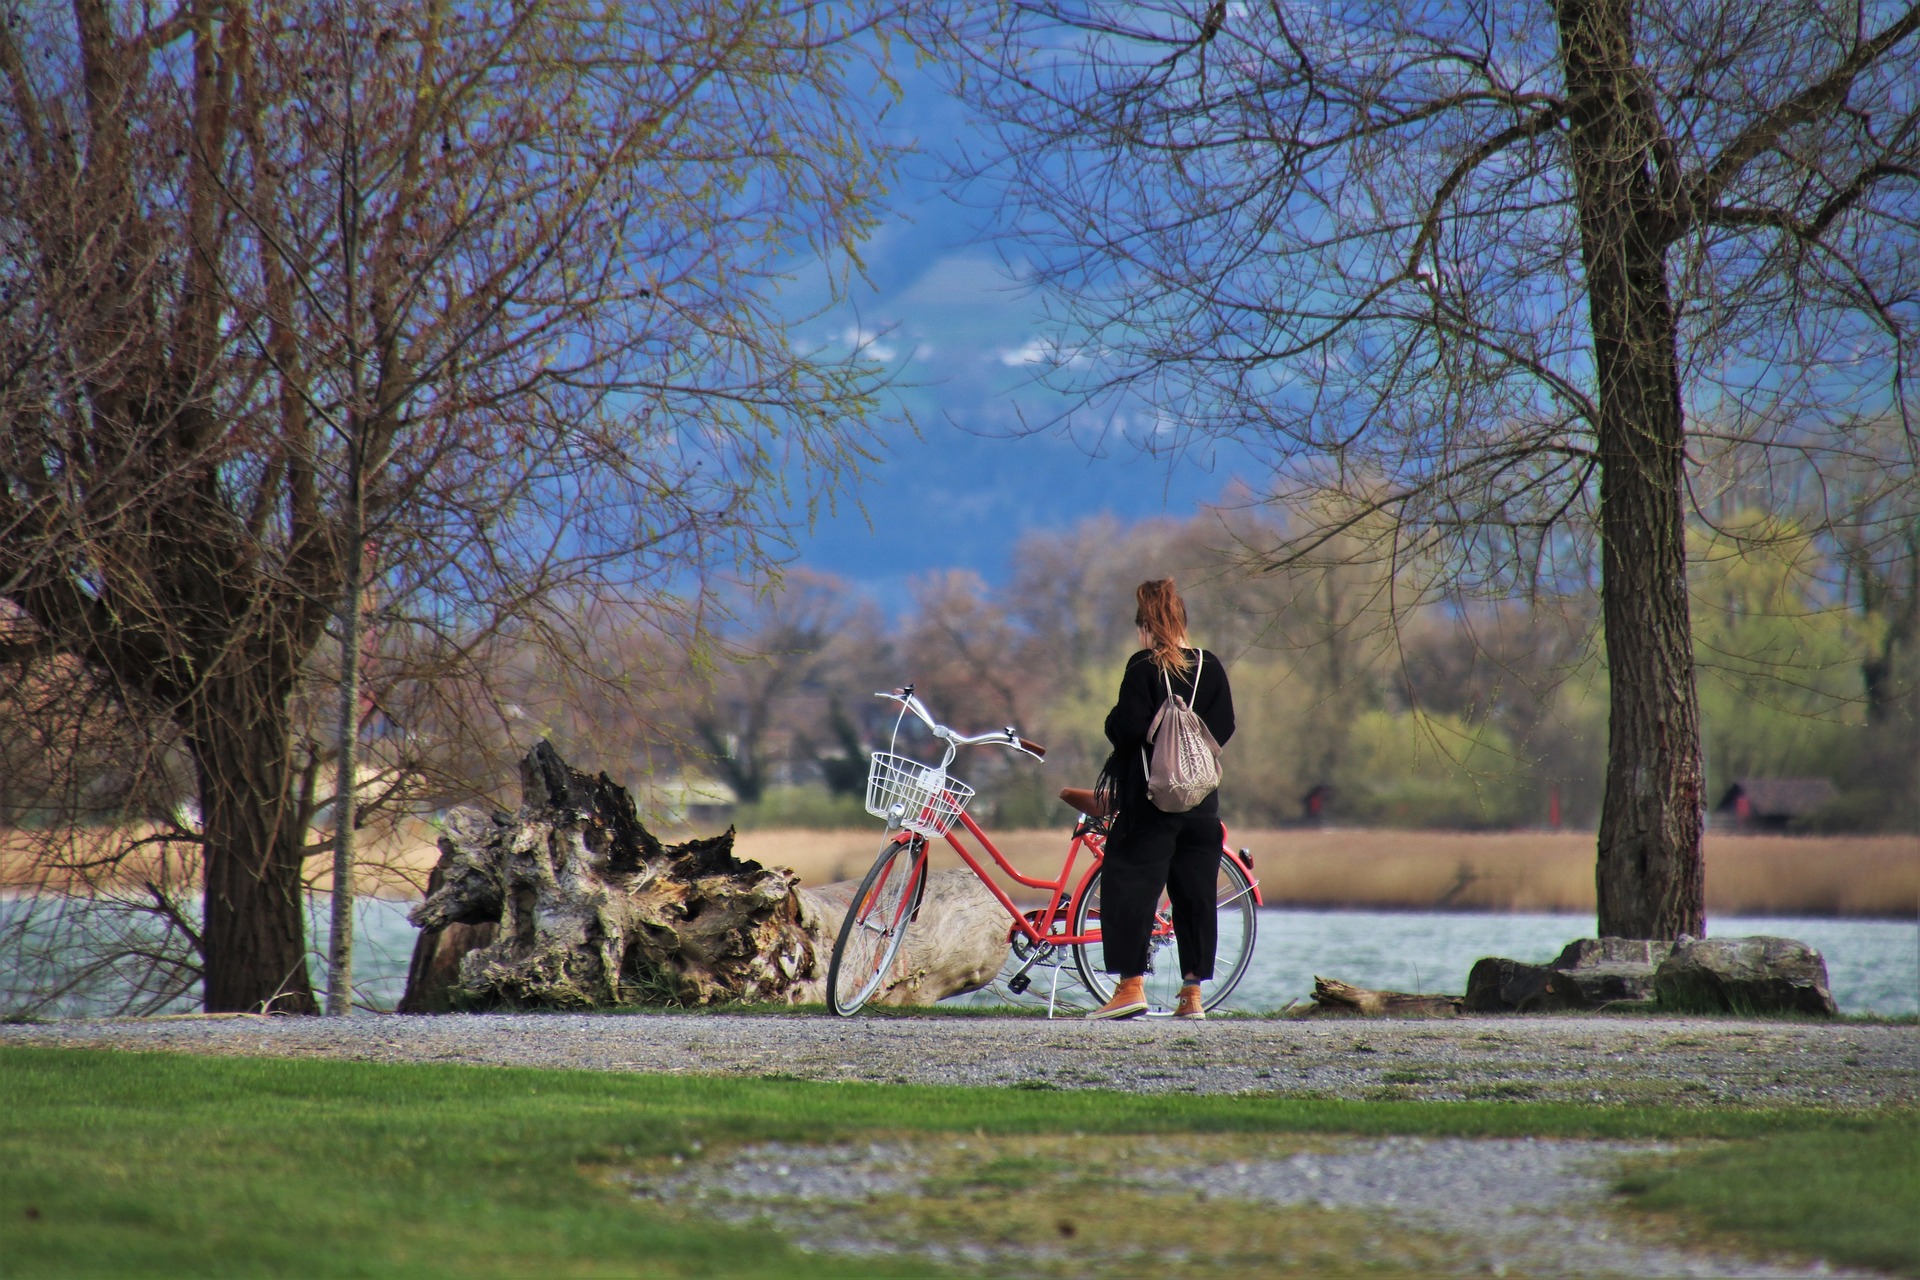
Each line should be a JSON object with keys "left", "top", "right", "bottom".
{"left": 1144, "top": 649, "right": 1205, "bottom": 775}
{"left": 1147, "top": 659, "right": 1174, "bottom": 778}
{"left": 1159, "top": 648, "right": 1203, "bottom": 708}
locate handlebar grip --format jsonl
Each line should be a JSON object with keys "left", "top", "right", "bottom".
{"left": 1019, "top": 738, "right": 1047, "bottom": 759}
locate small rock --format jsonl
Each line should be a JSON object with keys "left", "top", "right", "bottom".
{"left": 1653, "top": 936, "right": 1838, "bottom": 1017}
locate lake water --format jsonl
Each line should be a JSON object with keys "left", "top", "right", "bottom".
{"left": 5, "top": 897, "right": 1915, "bottom": 1017}
{"left": 1212, "top": 909, "right": 1919, "bottom": 1017}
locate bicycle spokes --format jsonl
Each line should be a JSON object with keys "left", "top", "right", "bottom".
{"left": 826, "top": 833, "right": 928, "bottom": 1016}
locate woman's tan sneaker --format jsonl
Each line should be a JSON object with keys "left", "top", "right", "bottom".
{"left": 1087, "top": 975, "right": 1149, "bottom": 1020}
{"left": 1173, "top": 983, "right": 1205, "bottom": 1019}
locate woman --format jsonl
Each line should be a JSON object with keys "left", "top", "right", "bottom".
{"left": 1089, "top": 578, "right": 1235, "bottom": 1020}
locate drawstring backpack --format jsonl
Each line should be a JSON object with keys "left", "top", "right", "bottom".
{"left": 1143, "top": 649, "right": 1222, "bottom": 812}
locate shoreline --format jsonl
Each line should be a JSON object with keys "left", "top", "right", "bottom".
{"left": 6, "top": 825, "right": 1915, "bottom": 917}
{"left": 2, "top": 887, "right": 1915, "bottom": 920}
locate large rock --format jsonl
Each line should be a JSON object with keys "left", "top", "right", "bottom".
{"left": 1544, "top": 937, "right": 1670, "bottom": 1008}
{"left": 1652, "top": 936, "right": 1838, "bottom": 1017}
{"left": 1551, "top": 938, "right": 1672, "bottom": 970}
{"left": 1464, "top": 937, "right": 1672, "bottom": 1013}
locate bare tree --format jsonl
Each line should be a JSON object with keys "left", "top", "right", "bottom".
{"left": 0, "top": 0, "right": 901, "bottom": 1012}
{"left": 945, "top": 0, "right": 1920, "bottom": 937}
{"left": 902, "top": 570, "right": 1040, "bottom": 727}
{"left": 676, "top": 569, "right": 886, "bottom": 806}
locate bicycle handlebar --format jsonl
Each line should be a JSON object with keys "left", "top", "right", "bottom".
{"left": 873, "top": 689, "right": 1046, "bottom": 760}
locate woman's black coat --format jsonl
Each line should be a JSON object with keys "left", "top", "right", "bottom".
{"left": 1096, "top": 647, "right": 1234, "bottom": 833}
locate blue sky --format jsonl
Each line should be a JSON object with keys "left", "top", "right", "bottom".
{"left": 771, "top": 53, "right": 1253, "bottom": 609}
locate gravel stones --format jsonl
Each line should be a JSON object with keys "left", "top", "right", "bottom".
{"left": 1136, "top": 1136, "right": 1639, "bottom": 1215}
{"left": 4, "top": 1012, "right": 1913, "bottom": 1109}
{"left": 629, "top": 1134, "right": 1882, "bottom": 1277}
{"left": 637, "top": 1141, "right": 923, "bottom": 1203}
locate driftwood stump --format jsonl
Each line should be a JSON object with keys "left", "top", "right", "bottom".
{"left": 1293, "top": 976, "right": 1462, "bottom": 1018}
{"left": 399, "top": 742, "right": 1009, "bottom": 1011}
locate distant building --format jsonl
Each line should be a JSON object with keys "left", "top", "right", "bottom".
{"left": 1712, "top": 778, "right": 1837, "bottom": 833}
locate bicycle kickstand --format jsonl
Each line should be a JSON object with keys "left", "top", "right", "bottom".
{"left": 1004, "top": 943, "right": 1056, "bottom": 997}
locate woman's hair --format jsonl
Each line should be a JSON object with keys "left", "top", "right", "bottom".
{"left": 1134, "top": 578, "right": 1192, "bottom": 674}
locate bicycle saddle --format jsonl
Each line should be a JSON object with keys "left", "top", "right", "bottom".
{"left": 1058, "top": 786, "right": 1111, "bottom": 819}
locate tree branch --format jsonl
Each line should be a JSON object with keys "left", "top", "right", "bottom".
{"left": 1705, "top": 162, "right": 1920, "bottom": 240}
{"left": 0, "top": 20, "right": 50, "bottom": 174}
{"left": 1404, "top": 106, "right": 1565, "bottom": 279}
{"left": 1687, "top": 2, "right": 1920, "bottom": 219}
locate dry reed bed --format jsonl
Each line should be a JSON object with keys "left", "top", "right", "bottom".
{"left": 6, "top": 823, "right": 1914, "bottom": 918}
{"left": 0, "top": 822, "right": 438, "bottom": 899}
{"left": 734, "top": 827, "right": 1918, "bottom": 919}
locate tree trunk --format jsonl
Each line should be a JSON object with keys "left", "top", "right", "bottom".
{"left": 194, "top": 678, "right": 318, "bottom": 1014}
{"left": 325, "top": 433, "right": 365, "bottom": 1017}
{"left": 402, "top": 742, "right": 1009, "bottom": 1011}
{"left": 1558, "top": 0, "right": 1706, "bottom": 940}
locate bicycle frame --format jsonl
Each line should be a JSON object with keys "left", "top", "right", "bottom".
{"left": 903, "top": 809, "right": 1262, "bottom": 951}
{"left": 945, "top": 811, "right": 1104, "bottom": 947}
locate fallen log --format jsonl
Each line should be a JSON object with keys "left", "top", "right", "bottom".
{"left": 399, "top": 741, "right": 1009, "bottom": 1012}
{"left": 1295, "top": 975, "right": 1462, "bottom": 1018}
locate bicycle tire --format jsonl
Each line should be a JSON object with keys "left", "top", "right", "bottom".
{"left": 1069, "top": 852, "right": 1258, "bottom": 1013}
{"left": 826, "top": 831, "right": 928, "bottom": 1016}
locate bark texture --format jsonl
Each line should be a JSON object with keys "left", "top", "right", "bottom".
{"left": 402, "top": 742, "right": 1009, "bottom": 1010}
{"left": 193, "top": 675, "right": 320, "bottom": 1014}
{"left": 1558, "top": 0, "right": 1706, "bottom": 939}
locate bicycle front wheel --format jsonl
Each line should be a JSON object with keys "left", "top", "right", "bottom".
{"left": 1070, "top": 853, "right": 1258, "bottom": 1013}
{"left": 826, "top": 831, "right": 929, "bottom": 1016}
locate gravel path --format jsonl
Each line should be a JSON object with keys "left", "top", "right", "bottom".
{"left": 5, "top": 1012, "right": 1915, "bottom": 1108}
{"left": 631, "top": 1136, "right": 1880, "bottom": 1277}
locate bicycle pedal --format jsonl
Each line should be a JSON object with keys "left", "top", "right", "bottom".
{"left": 1007, "top": 973, "right": 1033, "bottom": 995}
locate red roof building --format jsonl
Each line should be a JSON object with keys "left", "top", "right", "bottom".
{"left": 1712, "top": 778, "right": 1837, "bottom": 832}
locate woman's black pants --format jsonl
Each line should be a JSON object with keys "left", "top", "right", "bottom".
{"left": 1098, "top": 798, "right": 1222, "bottom": 980}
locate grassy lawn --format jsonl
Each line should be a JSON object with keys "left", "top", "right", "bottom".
{"left": 1619, "top": 1120, "right": 1920, "bottom": 1275}
{"left": 0, "top": 1045, "right": 1911, "bottom": 1277}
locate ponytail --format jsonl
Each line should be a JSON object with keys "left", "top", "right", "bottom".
{"left": 1134, "top": 578, "right": 1192, "bottom": 675}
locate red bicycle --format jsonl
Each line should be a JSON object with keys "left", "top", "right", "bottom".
{"left": 826, "top": 687, "right": 1261, "bottom": 1017}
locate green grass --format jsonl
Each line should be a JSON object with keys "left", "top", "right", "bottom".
{"left": 0, "top": 1045, "right": 1910, "bottom": 1277}
{"left": 1619, "top": 1117, "right": 1920, "bottom": 1276}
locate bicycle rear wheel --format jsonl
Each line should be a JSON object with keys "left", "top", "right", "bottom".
{"left": 1069, "top": 853, "right": 1258, "bottom": 1013}
{"left": 826, "top": 831, "right": 928, "bottom": 1016}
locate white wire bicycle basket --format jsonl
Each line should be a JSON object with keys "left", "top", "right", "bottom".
{"left": 864, "top": 751, "right": 975, "bottom": 838}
